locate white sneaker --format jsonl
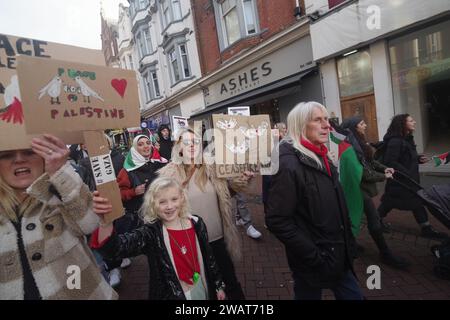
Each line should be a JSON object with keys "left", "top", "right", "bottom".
{"left": 246, "top": 225, "right": 262, "bottom": 239}
{"left": 109, "top": 268, "right": 121, "bottom": 288}
{"left": 120, "top": 258, "right": 131, "bottom": 269}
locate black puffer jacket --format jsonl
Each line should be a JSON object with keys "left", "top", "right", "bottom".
{"left": 98, "top": 215, "right": 225, "bottom": 300}
{"left": 265, "top": 142, "right": 356, "bottom": 288}
{"left": 382, "top": 133, "right": 421, "bottom": 208}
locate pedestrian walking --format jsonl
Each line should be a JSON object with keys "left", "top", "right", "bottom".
{"left": 0, "top": 134, "right": 116, "bottom": 300}
{"left": 158, "top": 127, "right": 252, "bottom": 299}
{"left": 378, "top": 114, "right": 448, "bottom": 240}
{"left": 154, "top": 124, "right": 174, "bottom": 163}
{"left": 265, "top": 102, "right": 363, "bottom": 300}
{"left": 117, "top": 134, "right": 164, "bottom": 232}
{"left": 91, "top": 177, "right": 226, "bottom": 300}
{"left": 234, "top": 192, "right": 262, "bottom": 239}
{"left": 341, "top": 116, "right": 410, "bottom": 269}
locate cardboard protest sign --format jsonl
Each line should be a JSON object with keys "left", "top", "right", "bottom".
{"left": 83, "top": 131, "right": 124, "bottom": 223}
{"left": 16, "top": 55, "right": 140, "bottom": 134}
{"left": 228, "top": 106, "right": 250, "bottom": 116}
{"left": 212, "top": 114, "right": 271, "bottom": 178}
{"left": 172, "top": 115, "right": 188, "bottom": 140}
{"left": 0, "top": 33, "right": 105, "bottom": 151}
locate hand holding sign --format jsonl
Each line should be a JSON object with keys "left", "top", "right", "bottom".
{"left": 135, "top": 183, "right": 146, "bottom": 196}
{"left": 31, "top": 134, "right": 70, "bottom": 176}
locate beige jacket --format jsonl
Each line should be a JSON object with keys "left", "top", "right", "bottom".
{"left": 0, "top": 163, "right": 117, "bottom": 300}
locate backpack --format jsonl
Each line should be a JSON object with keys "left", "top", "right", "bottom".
{"left": 371, "top": 141, "right": 386, "bottom": 164}
{"left": 431, "top": 240, "right": 450, "bottom": 280}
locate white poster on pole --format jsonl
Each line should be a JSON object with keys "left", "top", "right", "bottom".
{"left": 172, "top": 115, "right": 188, "bottom": 140}
{"left": 228, "top": 106, "right": 250, "bottom": 116}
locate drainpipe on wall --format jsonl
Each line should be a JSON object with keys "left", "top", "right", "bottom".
{"left": 190, "top": 0, "right": 207, "bottom": 76}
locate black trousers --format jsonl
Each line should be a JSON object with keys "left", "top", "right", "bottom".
{"left": 210, "top": 238, "right": 245, "bottom": 300}
{"left": 378, "top": 196, "right": 428, "bottom": 225}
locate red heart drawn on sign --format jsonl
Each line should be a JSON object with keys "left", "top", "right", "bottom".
{"left": 111, "top": 79, "right": 127, "bottom": 98}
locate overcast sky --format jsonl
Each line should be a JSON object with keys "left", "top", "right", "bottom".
{"left": 0, "top": 0, "right": 128, "bottom": 49}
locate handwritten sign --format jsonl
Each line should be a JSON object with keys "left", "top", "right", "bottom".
{"left": 0, "top": 33, "right": 105, "bottom": 151}
{"left": 83, "top": 131, "right": 124, "bottom": 224}
{"left": 90, "top": 154, "right": 116, "bottom": 185}
{"left": 16, "top": 55, "right": 140, "bottom": 134}
{"left": 212, "top": 114, "right": 272, "bottom": 178}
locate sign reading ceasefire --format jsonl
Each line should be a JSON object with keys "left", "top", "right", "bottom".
{"left": 16, "top": 55, "right": 140, "bottom": 134}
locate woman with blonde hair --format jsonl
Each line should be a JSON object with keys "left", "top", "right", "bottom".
{"left": 91, "top": 176, "right": 226, "bottom": 300}
{"left": 0, "top": 134, "right": 116, "bottom": 300}
{"left": 265, "top": 102, "right": 363, "bottom": 300}
{"left": 157, "top": 127, "right": 251, "bottom": 299}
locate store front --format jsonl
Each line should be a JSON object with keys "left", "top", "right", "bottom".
{"left": 145, "top": 110, "right": 170, "bottom": 132}
{"left": 191, "top": 32, "right": 323, "bottom": 129}
{"left": 389, "top": 19, "right": 450, "bottom": 154}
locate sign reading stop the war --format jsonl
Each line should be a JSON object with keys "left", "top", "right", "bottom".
{"left": 16, "top": 55, "right": 140, "bottom": 134}
{"left": 0, "top": 33, "right": 105, "bottom": 151}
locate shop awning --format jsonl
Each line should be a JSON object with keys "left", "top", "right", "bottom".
{"left": 190, "top": 68, "right": 316, "bottom": 119}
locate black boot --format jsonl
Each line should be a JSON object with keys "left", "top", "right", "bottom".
{"left": 421, "top": 225, "right": 449, "bottom": 240}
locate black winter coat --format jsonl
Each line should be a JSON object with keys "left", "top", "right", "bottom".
{"left": 158, "top": 137, "right": 174, "bottom": 162}
{"left": 265, "top": 142, "right": 356, "bottom": 288}
{"left": 382, "top": 134, "right": 422, "bottom": 209}
{"left": 98, "top": 216, "right": 225, "bottom": 300}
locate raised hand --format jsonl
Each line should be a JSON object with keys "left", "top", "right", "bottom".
{"left": 31, "top": 134, "right": 70, "bottom": 176}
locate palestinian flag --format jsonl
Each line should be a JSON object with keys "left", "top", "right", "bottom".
{"left": 432, "top": 152, "right": 450, "bottom": 167}
{"left": 329, "top": 129, "right": 364, "bottom": 236}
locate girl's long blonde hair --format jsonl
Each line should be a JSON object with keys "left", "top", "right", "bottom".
{"left": 0, "top": 175, "right": 40, "bottom": 223}
{"left": 171, "top": 128, "right": 209, "bottom": 192}
{"left": 139, "top": 176, "right": 190, "bottom": 224}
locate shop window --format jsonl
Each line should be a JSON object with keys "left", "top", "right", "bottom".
{"left": 214, "top": 0, "right": 259, "bottom": 50}
{"left": 389, "top": 20, "right": 450, "bottom": 152}
{"left": 336, "top": 49, "right": 374, "bottom": 98}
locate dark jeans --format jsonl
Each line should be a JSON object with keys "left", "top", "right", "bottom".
{"left": 378, "top": 197, "right": 428, "bottom": 225}
{"left": 293, "top": 270, "right": 364, "bottom": 300}
{"left": 210, "top": 238, "right": 245, "bottom": 300}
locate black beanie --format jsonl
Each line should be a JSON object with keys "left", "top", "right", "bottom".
{"left": 341, "top": 116, "right": 364, "bottom": 130}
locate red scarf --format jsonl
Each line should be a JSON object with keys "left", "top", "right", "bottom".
{"left": 300, "top": 138, "right": 331, "bottom": 176}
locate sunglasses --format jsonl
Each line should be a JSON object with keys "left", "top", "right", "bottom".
{"left": 182, "top": 138, "right": 202, "bottom": 146}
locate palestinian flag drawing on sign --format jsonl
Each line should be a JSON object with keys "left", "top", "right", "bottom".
{"left": 432, "top": 151, "right": 450, "bottom": 167}
{"left": 329, "top": 128, "right": 364, "bottom": 236}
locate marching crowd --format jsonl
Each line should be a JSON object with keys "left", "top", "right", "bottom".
{"left": 0, "top": 101, "right": 448, "bottom": 300}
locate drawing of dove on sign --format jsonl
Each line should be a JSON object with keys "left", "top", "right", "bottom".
{"left": 75, "top": 76, "right": 104, "bottom": 103}
{"left": 0, "top": 75, "right": 24, "bottom": 124}
{"left": 38, "top": 75, "right": 63, "bottom": 105}
{"left": 216, "top": 118, "right": 237, "bottom": 130}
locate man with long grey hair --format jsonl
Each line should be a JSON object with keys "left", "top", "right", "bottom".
{"left": 265, "top": 101, "right": 363, "bottom": 300}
